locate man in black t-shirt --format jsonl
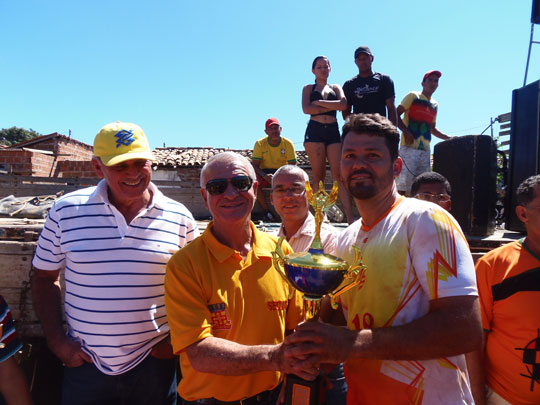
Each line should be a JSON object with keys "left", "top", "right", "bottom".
{"left": 342, "top": 46, "right": 397, "bottom": 125}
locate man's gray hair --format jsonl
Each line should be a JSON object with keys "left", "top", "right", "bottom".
{"left": 272, "top": 165, "right": 310, "bottom": 188}
{"left": 200, "top": 151, "right": 256, "bottom": 188}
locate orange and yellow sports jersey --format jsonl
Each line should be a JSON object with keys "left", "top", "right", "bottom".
{"left": 334, "top": 197, "right": 477, "bottom": 404}
{"left": 476, "top": 240, "right": 540, "bottom": 405}
{"left": 165, "top": 222, "right": 303, "bottom": 402}
{"left": 252, "top": 136, "right": 297, "bottom": 170}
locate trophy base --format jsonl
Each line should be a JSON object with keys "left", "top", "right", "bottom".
{"left": 284, "top": 374, "right": 325, "bottom": 405}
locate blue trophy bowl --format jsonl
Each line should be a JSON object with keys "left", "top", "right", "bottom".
{"left": 282, "top": 248, "right": 348, "bottom": 299}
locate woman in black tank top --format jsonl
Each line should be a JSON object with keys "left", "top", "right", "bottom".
{"left": 301, "top": 56, "right": 355, "bottom": 223}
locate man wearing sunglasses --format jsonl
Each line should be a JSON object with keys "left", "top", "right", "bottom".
{"left": 270, "top": 164, "right": 347, "bottom": 404}
{"left": 165, "top": 152, "right": 313, "bottom": 404}
{"left": 32, "top": 122, "right": 199, "bottom": 404}
{"left": 411, "top": 171, "right": 452, "bottom": 212}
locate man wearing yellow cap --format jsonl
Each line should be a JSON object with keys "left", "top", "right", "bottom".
{"left": 32, "top": 122, "right": 199, "bottom": 404}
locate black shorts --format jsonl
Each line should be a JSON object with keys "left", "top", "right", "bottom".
{"left": 304, "top": 120, "right": 341, "bottom": 145}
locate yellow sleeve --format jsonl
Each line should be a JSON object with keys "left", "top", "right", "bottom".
{"left": 252, "top": 139, "right": 262, "bottom": 161}
{"left": 165, "top": 245, "right": 214, "bottom": 354}
{"left": 399, "top": 92, "right": 417, "bottom": 110}
{"left": 285, "top": 139, "right": 297, "bottom": 163}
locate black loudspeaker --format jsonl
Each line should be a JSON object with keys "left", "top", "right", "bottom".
{"left": 505, "top": 80, "right": 540, "bottom": 232}
{"left": 433, "top": 135, "right": 497, "bottom": 236}
{"left": 532, "top": 0, "right": 540, "bottom": 24}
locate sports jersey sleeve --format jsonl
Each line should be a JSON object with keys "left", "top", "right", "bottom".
{"left": 165, "top": 246, "right": 214, "bottom": 354}
{"left": 474, "top": 255, "right": 494, "bottom": 332}
{"left": 399, "top": 92, "right": 417, "bottom": 110}
{"left": 252, "top": 140, "right": 262, "bottom": 161}
{"left": 408, "top": 206, "right": 477, "bottom": 300}
{"left": 285, "top": 139, "right": 297, "bottom": 164}
{"left": 382, "top": 75, "right": 395, "bottom": 100}
{"left": 32, "top": 203, "right": 65, "bottom": 271}
{"left": 0, "top": 296, "right": 23, "bottom": 363}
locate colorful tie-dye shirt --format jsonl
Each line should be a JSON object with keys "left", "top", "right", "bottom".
{"left": 334, "top": 197, "right": 477, "bottom": 404}
{"left": 399, "top": 91, "right": 438, "bottom": 151}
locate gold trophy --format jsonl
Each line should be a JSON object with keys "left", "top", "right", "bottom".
{"left": 272, "top": 181, "right": 366, "bottom": 405}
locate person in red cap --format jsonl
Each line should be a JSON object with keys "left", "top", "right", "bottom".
{"left": 396, "top": 70, "right": 451, "bottom": 195}
{"left": 251, "top": 118, "right": 297, "bottom": 221}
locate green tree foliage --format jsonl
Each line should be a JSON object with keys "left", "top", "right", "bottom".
{"left": 0, "top": 127, "right": 41, "bottom": 146}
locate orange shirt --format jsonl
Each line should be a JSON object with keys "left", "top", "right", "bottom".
{"left": 476, "top": 240, "right": 540, "bottom": 405}
{"left": 165, "top": 222, "right": 303, "bottom": 401}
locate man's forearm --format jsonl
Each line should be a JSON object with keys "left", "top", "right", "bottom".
{"left": 349, "top": 296, "right": 482, "bottom": 361}
{"left": 466, "top": 349, "right": 486, "bottom": 405}
{"left": 32, "top": 272, "right": 66, "bottom": 345}
{"left": 432, "top": 127, "right": 450, "bottom": 140}
{"left": 287, "top": 296, "right": 482, "bottom": 364}
{"left": 387, "top": 105, "right": 398, "bottom": 126}
{"left": 186, "top": 337, "right": 278, "bottom": 375}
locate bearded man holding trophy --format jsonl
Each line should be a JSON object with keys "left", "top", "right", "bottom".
{"left": 284, "top": 114, "right": 482, "bottom": 404}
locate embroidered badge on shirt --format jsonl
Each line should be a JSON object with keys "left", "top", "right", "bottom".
{"left": 115, "top": 129, "right": 135, "bottom": 148}
{"left": 267, "top": 300, "right": 288, "bottom": 311}
{"left": 208, "top": 303, "right": 232, "bottom": 330}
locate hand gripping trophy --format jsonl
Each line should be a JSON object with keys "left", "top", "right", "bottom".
{"left": 272, "top": 181, "right": 366, "bottom": 405}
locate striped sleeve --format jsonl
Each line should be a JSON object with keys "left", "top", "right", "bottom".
{"left": 33, "top": 201, "right": 65, "bottom": 270}
{"left": 0, "top": 296, "right": 22, "bottom": 363}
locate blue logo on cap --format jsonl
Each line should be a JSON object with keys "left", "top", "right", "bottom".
{"left": 115, "top": 130, "right": 135, "bottom": 148}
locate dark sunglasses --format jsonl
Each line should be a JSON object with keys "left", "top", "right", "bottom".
{"left": 205, "top": 176, "right": 253, "bottom": 195}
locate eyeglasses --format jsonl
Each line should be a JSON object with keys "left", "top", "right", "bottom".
{"left": 272, "top": 186, "right": 306, "bottom": 197}
{"left": 205, "top": 176, "right": 253, "bottom": 195}
{"left": 414, "top": 193, "right": 451, "bottom": 203}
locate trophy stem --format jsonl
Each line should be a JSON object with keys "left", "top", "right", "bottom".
{"left": 303, "top": 296, "right": 322, "bottom": 322}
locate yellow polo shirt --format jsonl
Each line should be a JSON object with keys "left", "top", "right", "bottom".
{"left": 165, "top": 222, "right": 303, "bottom": 401}
{"left": 252, "top": 136, "right": 297, "bottom": 170}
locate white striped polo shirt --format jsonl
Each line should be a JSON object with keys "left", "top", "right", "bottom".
{"left": 32, "top": 180, "right": 199, "bottom": 375}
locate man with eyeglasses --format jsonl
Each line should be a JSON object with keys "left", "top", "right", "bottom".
{"left": 411, "top": 171, "right": 452, "bottom": 211}
{"left": 165, "top": 152, "right": 313, "bottom": 404}
{"left": 271, "top": 165, "right": 338, "bottom": 253}
{"left": 270, "top": 164, "right": 347, "bottom": 404}
{"left": 32, "top": 121, "right": 199, "bottom": 404}
{"left": 466, "top": 174, "right": 540, "bottom": 405}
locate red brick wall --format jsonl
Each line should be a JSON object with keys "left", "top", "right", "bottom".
{"left": 30, "top": 153, "right": 56, "bottom": 176}
{"left": 56, "top": 139, "right": 93, "bottom": 161}
{"left": 57, "top": 160, "right": 98, "bottom": 178}
{"left": 0, "top": 137, "right": 95, "bottom": 178}
{"left": 0, "top": 150, "right": 35, "bottom": 175}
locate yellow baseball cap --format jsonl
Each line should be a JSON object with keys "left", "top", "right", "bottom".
{"left": 93, "top": 121, "right": 155, "bottom": 166}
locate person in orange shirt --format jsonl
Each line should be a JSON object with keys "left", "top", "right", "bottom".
{"left": 467, "top": 174, "right": 540, "bottom": 405}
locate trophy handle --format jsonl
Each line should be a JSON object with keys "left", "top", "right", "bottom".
{"left": 328, "top": 245, "right": 366, "bottom": 309}
{"left": 271, "top": 237, "right": 295, "bottom": 300}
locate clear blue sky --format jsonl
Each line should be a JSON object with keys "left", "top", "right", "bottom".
{"left": 2, "top": 1, "right": 539, "bottom": 151}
